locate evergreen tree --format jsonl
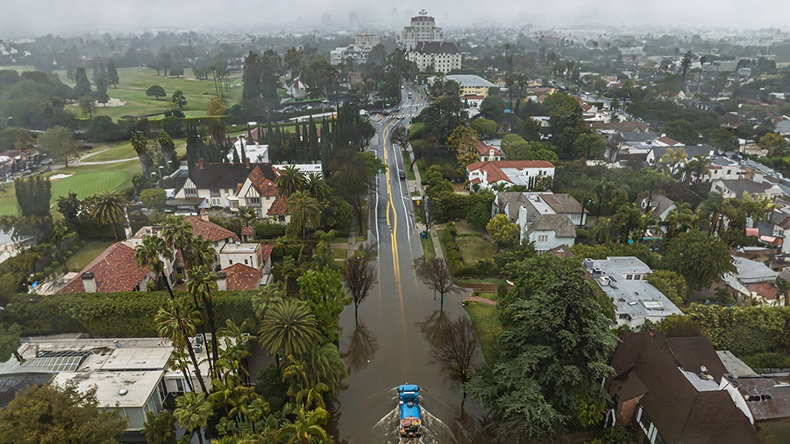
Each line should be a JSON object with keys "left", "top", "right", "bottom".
{"left": 106, "top": 59, "right": 119, "bottom": 88}
{"left": 16, "top": 175, "right": 51, "bottom": 217}
{"left": 73, "top": 67, "right": 92, "bottom": 98}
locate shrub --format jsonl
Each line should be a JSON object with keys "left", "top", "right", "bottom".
{"left": 255, "top": 222, "right": 287, "bottom": 239}
{"left": 447, "top": 222, "right": 457, "bottom": 238}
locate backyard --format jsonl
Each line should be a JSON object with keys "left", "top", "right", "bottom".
{"left": 463, "top": 291, "right": 501, "bottom": 364}
{"left": 65, "top": 240, "right": 114, "bottom": 272}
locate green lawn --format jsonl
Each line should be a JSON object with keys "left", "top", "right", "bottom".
{"left": 464, "top": 296, "right": 502, "bottom": 365}
{"left": 421, "top": 233, "right": 435, "bottom": 260}
{"left": 53, "top": 67, "right": 242, "bottom": 122}
{"left": 758, "top": 421, "right": 790, "bottom": 444}
{"left": 84, "top": 138, "right": 187, "bottom": 162}
{"left": 456, "top": 235, "right": 497, "bottom": 264}
{"left": 0, "top": 160, "right": 141, "bottom": 216}
{"left": 65, "top": 240, "right": 114, "bottom": 272}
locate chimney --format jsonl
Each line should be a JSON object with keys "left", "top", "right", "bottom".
{"left": 81, "top": 271, "right": 97, "bottom": 293}
{"left": 198, "top": 159, "right": 205, "bottom": 169}
{"left": 124, "top": 223, "right": 132, "bottom": 240}
{"left": 245, "top": 157, "right": 251, "bottom": 168}
{"left": 200, "top": 209, "right": 210, "bottom": 222}
{"left": 648, "top": 327, "right": 656, "bottom": 338}
{"left": 216, "top": 272, "right": 227, "bottom": 291}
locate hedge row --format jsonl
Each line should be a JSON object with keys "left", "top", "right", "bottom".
{"left": 1, "top": 290, "right": 257, "bottom": 337}
{"left": 439, "top": 224, "right": 496, "bottom": 278}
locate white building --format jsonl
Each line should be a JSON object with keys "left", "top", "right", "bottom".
{"left": 330, "top": 44, "right": 373, "bottom": 65}
{"left": 408, "top": 42, "right": 462, "bottom": 74}
{"left": 467, "top": 160, "right": 555, "bottom": 190}
{"left": 229, "top": 136, "right": 269, "bottom": 163}
{"left": 398, "top": 10, "right": 443, "bottom": 51}
{"left": 584, "top": 256, "right": 684, "bottom": 328}
{"left": 355, "top": 33, "right": 380, "bottom": 47}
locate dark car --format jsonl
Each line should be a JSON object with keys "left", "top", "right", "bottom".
{"left": 399, "top": 170, "right": 406, "bottom": 180}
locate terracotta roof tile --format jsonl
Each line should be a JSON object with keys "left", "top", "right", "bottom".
{"left": 185, "top": 216, "right": 240, "bottom": 243}
{"left": 247, "top": 165, "right": 279, "bottom": 197}
{"left": 746, "top": 282, "right": 779, "bottom": 300}
{"left": 220, "top": 263, "right": 262, "bottom": 290}
{"left": 57, "top": 242, "right": 149, "bottom": 294}
{"left": 259, "top": 244, "right": 274, "bottom": 262}
{"left": 473, "top": 140, "right": 503, "bottom": 157}
{"left": 241, "top": 226, "right": 255, "bottom": 236}
{"left": 267, "top": 196, "right": 288, "bottom": 215}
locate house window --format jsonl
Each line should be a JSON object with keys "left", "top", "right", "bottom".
{"left": 244, "top": 259, "right": 249, "bottom": 265}
{"left": 278, "top": 215, "right": 286, "bottom": 222}
{"left": 229, "top": 260, "right": 233, "bottom": 264}
{"left": 185, "top": 187, "right": 197, "bottom": 197}
{"left": 537, "top": 234, "right": 548, "bottom": 242}
{"left": 230, "top": 201, "right": 239, "bottom": 209}
{"left": 248, "top": 197, "right": 261, "bottom": 204}
{"left": 637, "top": 406, "right": 652, "bottom": 435}
{"left": 210, "top": 188, "right": 220, "bottom": 197}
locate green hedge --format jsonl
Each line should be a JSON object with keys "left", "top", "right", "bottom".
{"left": 1, "top": 290, "right": 257, "bottom": 337}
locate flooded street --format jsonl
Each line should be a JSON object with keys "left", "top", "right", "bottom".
{"left": 333, "top": 88, "right": 489, "bottom": 444}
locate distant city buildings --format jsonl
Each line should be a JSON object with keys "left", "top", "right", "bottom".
{"left": 329, "top": 33, "right": 381, "bottom": 66}
{"left": 398, "top": 10, "right": 461, "bottom": 74}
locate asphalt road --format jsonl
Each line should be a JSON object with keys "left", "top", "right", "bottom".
{"left": 333, "top": 85, "right": 487, "bottom": 444}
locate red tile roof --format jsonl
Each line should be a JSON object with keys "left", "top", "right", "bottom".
{"left": 260, "top": 244, "right": 274, "bottom": 262}
{"left": 221, "top": 263, "right": 262, "bottom": 290}
{"left": 185, "top": 216, "right": 240, "bottom": 243}
{"left": 241, "top": 226, "right": 255, "bottom": 236}
{"left": 657, "top": 136, "right": 681, "bottom": 146}
{"left": 247, "top": 165, "right": 278, "bottom": 197}
{"left": 267, "top": 196, "right": 288, "bottom": 215}
{"left": 57, "top": 242, "right": 149, "bottom": 294}
{"left": 746, "top": 282, "right": 779, "bottom": 301}
{"left": 473, "top": 140, "right": 503, "bottom": 157}
{"left": 467, "top": 160, "right": 555, "bottom": 184}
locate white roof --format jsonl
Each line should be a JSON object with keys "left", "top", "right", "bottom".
{"left": 100, "top": 347, "right": 171, "bottom": 371}
{"left": 220, "top": 242, "right": 259, "bottom": 254}
{"left": 441, "top": 74, "right": 496, "bottom": 88}
{"left": 53, "top": 370, "right": 163, "bottom": 408}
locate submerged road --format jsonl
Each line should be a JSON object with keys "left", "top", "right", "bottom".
{"left": 333, "top": 86, "right": 487, "bottom": 443}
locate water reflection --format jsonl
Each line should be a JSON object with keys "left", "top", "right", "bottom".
{"left": 342, "top": 322, "right": 379, "bottom": 373}
{"left": 415, "top": 310, "right": 450, "bottom": 348}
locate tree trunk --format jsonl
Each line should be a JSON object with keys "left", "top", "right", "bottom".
{"left": 203, "top": 299, "right": 220, "bottom": 376}
{"left": 181, "top": 367, "right": 194, "bottom": 392}
{"left": 196, "top": 429, "right": 204, "bottom": 444}
{"left": 186, "top": 339, "right": 209, "bottom": 394}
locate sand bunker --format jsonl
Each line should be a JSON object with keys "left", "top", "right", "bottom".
{"left": 48, "top": 174, "right": 72, "bottom": 181}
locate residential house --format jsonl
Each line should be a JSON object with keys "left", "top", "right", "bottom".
{"left": 710, "top": 179, "right": 784, "bottom": 200}
{"left": 473, "top": 140, "right": 503, "bottom": 162}
{"left": 229, "top": 136, "right": 269, "bottom": 163}
{"left": 467, "top": 160, "right": 555, "bottom": 190}
{"left": 491, "top": 191, "right": 529, "bottom": 222}
{"left": 217, "top": 263, "right": 263, "bottom": 291}
{"left": 0, "top": 337, "right": 211, "bottom": 433}
{"left": 605, "top": 331, "right": 759, "bottom": 444}
{"left": 172, "top": 161, "right": 290, "bottom": 222}
{"left": 521, "top": 214, "right": 577, "bottom": 253}
{"left": 725, "top": 256, "right": 783, "bottom": 306}
{"left": 57, "top": 242, "right": 152, "bottom": 294}
{"left": 637, "top": 194, "right": 677, "bottom": 222}
{"left": 584, "top": 257, "right": 684, "bottom": 328}
{"left": 704, "top": 156, "right": 747, "bottom": 183}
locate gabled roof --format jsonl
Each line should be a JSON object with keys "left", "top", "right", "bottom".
{"left": 590, "top": 120, "right": 650, "bottom": 133}
{"left": 220, "top": 263, "right": 262, "bottom": 290}
{"left": 58, "top": 242, "right": 149, "bottom": 294}
{"left": 185, "top": 216, "right": 240, "bottom": 243}
{"left": 188, "top": 163, "right": 257, "bottom": 190}
{"left": 539, "top": 193, "right": 586, "bottom": 214}
{"left": 657, "top": 136, "right": 681, "bottom": 146}
{"left": 467, "top": 160, "right": 555, "bottom": 186}
{"left": 608, "top": 332, "right": 759, "bottom": 444}
{"left": 259, "top": 244, "right": 274, "bottom": 262}
{"left": 473, "top": 140, "right": 503, "bottom": 157}
{"left": 527, "top": 214, "right": 577, "bottom": 238}
{"left": 246, "top": 164, "right": 279, "bottom": 197}
{"left": 495, "top": 191, "right": 529, "bottom": 220}
{"left": 717, "top": 179, "right": 772, "bottom": 197}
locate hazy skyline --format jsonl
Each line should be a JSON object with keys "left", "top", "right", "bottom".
{"left": 1, "top": 0, "right": 788, "bottom": 38}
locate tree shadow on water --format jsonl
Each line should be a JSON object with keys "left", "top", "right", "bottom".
{"left": 341, "top": 322, "right": 379, "bottom": 374}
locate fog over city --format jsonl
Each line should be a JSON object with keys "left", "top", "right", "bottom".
{"left": 1, "top": 0, "right": 787, "bottom": 37}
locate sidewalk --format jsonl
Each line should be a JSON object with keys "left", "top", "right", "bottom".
{"left": 405, "top": 146, "right": 443, "bottom": 260}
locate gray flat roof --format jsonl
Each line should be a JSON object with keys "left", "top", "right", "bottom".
{"left": 53, "top": 370, "right": 162, "bottom": 408}
{"left": 733, "top": 256, "right": 777, "bottom": 283}
{"left": 220, "top": 243, "right": 259, "bottom": 254}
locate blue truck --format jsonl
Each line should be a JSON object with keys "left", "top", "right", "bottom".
{"left": 397, "top": 384, "right": 422, "bottom": 438}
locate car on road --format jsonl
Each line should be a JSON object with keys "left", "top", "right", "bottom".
{"left": 399, "top": 170, "right": 406, "bottom": 180}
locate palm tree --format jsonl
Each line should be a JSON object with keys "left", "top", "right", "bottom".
{"left": 275, "top": 165, "right": 307, "bottom": 198}
{"left": 88, "top": 191, "right": 126, "bottom": 240}
{"left": 277, "top": 407, "right": 329, "bottom": 444}
{"left": 156, "top": 301, "right": 209, "bottom": 394}
{"left": 186, "top": 265, "right": 220, "bottom": 377}
{"left": 237, "top": 206, "right": 257, "bottom": 227}
{"left": 305, "top": 172, "right": 330, "bottom": 201}
{"left": 287, "top": 191, "right": 322, "bottom": 240}
{"left": 302, "top": 341, "right": 347, "bottom": 397}
{"left": 259, "top": 299, "right": 320, "bottom": 359}
{"left": 161, "top": 214, "right": 194, "bottom": 272}
{"left": 135, "top": 235, "right": 174, "bottom": 297}
{"left": 130, "top": 132, "right": 153, "bottom": 177}
{"left": 665, "top": 203, "right": 697, "bottom": 239}
{"left": 174, "top": 392, "right": 213, "bottom": 444}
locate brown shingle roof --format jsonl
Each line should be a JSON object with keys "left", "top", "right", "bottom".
{"left": 220, "top": 263, "right": 262, "bottom": 290}
{"left": 185, "top": 216, "right": 240, "bottom": 243}
{"left": 57, "top": 242, "right": 149, "bottom": 294}
{"left": 526, "top": 214, "right": 577, "bottom": 238}
{"left": 608, "top": 332, "right": 759, "bottom": 444}
{"left": 539, "top": 194, "right": 585, "bottom": 214}
{"left": 247, "top": 164, "right": 278, "bottom": 197}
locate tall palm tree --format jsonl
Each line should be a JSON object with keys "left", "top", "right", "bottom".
{"left": 305, "top": 172, "right": 330, "bottom": 201}
{"left": 130, "top": 132, "right": 154, "bottom": 177}
{"left": 88, "top": 191, "right": 126, "bottom": 240}
{"left": 275, "top": 165, "right": 307, "bottom": 198}
{"left": 277, "top": 407, "right": 329, "bottom": 444}
{"left": 161, "top": 214, "right": 194, "bottom": 272}
{"left": 259, "top": 299, "right": 320, "bottom": 359}
{"left": 302, "top": 341, "right": 347, "bottom": 397}
{"left": 187, "top": 265, "right": 220, "bottom": 376}
{"left": 287, "top": 191, "right": 322, "bottom": 240}
{"left": 135, "top": 235, "right": 174, "bottom": 297}
{"left": 665, "top": 203, "right": 697, "bottom": 239}
{"left": 237, "top": 206, "right": 257, "bottom": 227}
{"left": 156, "top": 301, "right": 208, "bottom": 394}
{"left": 174, "top": 392, "right": 213, "bottom": 444}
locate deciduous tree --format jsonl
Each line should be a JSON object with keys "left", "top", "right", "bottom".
{"left": 414, "top": 257, "right": 459, "bottom": 310}
{"left": 171, "top": 89, "right": 187, "bottom": 109}
{"left": 486, "top": 214, "right": 519, "bottom": 250}
{"left": 664, "top": 229, "right": 733, "bottom": 290}
{"left": 146, "top": 85, "right": 166, "bottom": 100}
{"left": 344, "top": 244, "right": 377, "bottom": 322}
{"left": 37, "top": 125, "right": 78, "bottom": 167}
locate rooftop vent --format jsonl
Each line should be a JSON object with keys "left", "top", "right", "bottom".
{"left": 119, "top": 389, "right": 128, "bottom": 396}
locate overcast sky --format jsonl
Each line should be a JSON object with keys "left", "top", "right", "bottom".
{"left": 0, "top": 0, "right": 787, "bottom": 38}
